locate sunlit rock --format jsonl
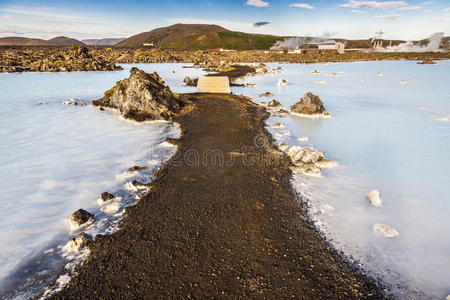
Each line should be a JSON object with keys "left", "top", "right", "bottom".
{"left": 69, "top": 209, "right": 94, "bottom": 231}
{"left": 277, "top": 78, "right": 288, "bottom": 86}
{"left": 315, "top": 159, "right": 337, "bottom": 168}
{"left": 291, "top": 164, "right": 322, "bottom": 178}
{"left": 290, "top": 92, "right": 330, "bottom": 118}
{"left": 101, "top": 202, "right": 120, "bottom": 214}
{"left": 279, "top": 142, "right": 289, "bottom": 152}
{"left": 267, "top": 99, "right": 281, "bottom": 108}
{"left": 373, "top": 224, "right": 399, "bottom": 238}
{"left": 366, "top": 190, "right": 382, "bottom": 207}
{"left": 62, "top": 98, "right": 87, "bottom": 106}
{"left": 260, "top": 92, "right": 274, "bottom": 97}
{"left": 272, "top": 122, "right": 285, "bottom": 129}
{"left": 64, "top": 232, "right": 93, "bottom": 253}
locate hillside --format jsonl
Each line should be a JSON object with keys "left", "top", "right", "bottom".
{"left": 47, "top": 36, "right": 85, "bottom": 46}
{"left": 116, "top": 23, "right": 281, "bottom": 50}
{"left": 0, "top": 37, "right": 51, "bottom": 46}
{"left": 0, "top": 36, "right": 84, "bottom": 46}
{"left": 82, "top": 38, "right": 125, "bottom": 46}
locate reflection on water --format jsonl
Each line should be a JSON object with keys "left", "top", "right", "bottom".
{"left": 290, "top": 115, "right": 325, "bottom": 136}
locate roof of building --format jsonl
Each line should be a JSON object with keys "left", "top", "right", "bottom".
{"left": 315, "top": 40, "right": 336, "bottom": 45}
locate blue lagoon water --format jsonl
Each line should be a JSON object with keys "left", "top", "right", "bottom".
{"left": 0, "top": 64, "right": 205, "bottom": 297}
{"left": 233, "top": 60, "right": 450, "bottom": 299}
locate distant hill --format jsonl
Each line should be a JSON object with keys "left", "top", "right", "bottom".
{"left": 116, "top": 24, "right": 281, "bottom": 50}
{"left": 0, "top": 36, "right": 84, "bottom": 46}
{"left": 47, "top": 36, "right": 85, "bottom": 46}
{"left": 82, "top": 38, "right": 125, "bottom": 46}
{"left": 0, "top": 37, "right": 51, "bottom": 46}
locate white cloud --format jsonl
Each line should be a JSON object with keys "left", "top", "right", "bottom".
{"left": 397, "top": 6, "right": 422, "bottom": 10}
{"left": 428, "top": 17, "right": 450, "bottom": 22}
{"left": 0, "top": 24, "right": 131, "bottom": 39}
{"left": 339, "top": 1, "right": 406, "bottom": 10}
{"left": 443, "top": 7, "right": 450, "bottom": 12}
{"left": 246, "top": 0, "right": 269, "bottom": 7}
{"left": 289, "top": 3, "right": 315, "bottom": 9}
{"left": 0, "top": 13, "right": 115, "bottom": 27}
{"left": 376, "top": 14, "right": 402, "bottom": 19}
{"left": 0, "top": 7, "right": 80, "bottom": 20}
{"left": 351, "top": 9, "right": 369, "bottom": 14}
{"left": 420, "top": 1, "right": 432, "bottom": 4}
{"left": 0, "top": 6, "right": 134, "bottom": 39}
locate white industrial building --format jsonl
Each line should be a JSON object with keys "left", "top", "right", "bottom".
{"left": 316, "top": 41, "right": 345, "bottom": 54}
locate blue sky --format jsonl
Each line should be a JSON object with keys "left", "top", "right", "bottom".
{"left": 0, "top": 0, "right": 449, "bottom": 40}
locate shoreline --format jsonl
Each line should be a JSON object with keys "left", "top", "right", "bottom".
{"left": 0, "top": 116, "right": 181, "bottom": 299}
{"left": 52, "top": 93, "right": 388, "bottom": 298}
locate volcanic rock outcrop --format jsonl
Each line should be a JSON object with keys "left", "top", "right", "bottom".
{"left": 93, "top": 67, "right": 181, "bottom": 121}
{"left": 65, "top": 232, "right": 93, "bottom": 252}
{"left": 69, "top": 209, "right": 94, "bottom": 230}
{"left": 290, "top": 92, "right": 330, "bottom": 117}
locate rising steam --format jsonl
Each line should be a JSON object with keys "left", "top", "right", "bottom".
{"left": 385, "top": 33, "right": 444, "bottom": 52}
{"left": 272, "top": 37, "right": 328, "bottom": 49}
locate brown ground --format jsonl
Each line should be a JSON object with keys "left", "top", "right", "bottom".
{"left": 53, "top": 93, "right": 388, "bottom": 299}
{"left": 2, "top": 47, "right": 450, "bottom": 73}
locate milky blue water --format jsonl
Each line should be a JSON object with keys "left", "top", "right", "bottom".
{"left": 0, "top": 64, "right": 206, "bottom": 298}
{"left": 233, "top": 61, "right": 450, "bottom": 299}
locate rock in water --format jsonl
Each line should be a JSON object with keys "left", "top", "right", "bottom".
{"left": 267, "top": 99, "right": 281, "bottom": 108}
{"left": 100, "top": 192, "right": 115, "bottom": 202}
{"left": 260, "top": 92, "right": 274, "bottom": 97}
{"left": 69, "top": 209, "right": 94, "bottom": 230}
{"left": 279, "top": 142, "right": 289, "bottom": 151}
{"left": 93, "top": 67, "right": 181, "bottom": 121}
{"left": 315, "top": 159, "right": 337, "bottom": 168}
{"left": 278, "top": 109, "right": 289, "bottom": 117}
{"left": 132, "top": 180, "right": 148, "bottom": 189}
{"left": 277, "top": 78, "right": 288, "bottom": 86}
{"left": 65, "top": 232, "right": 93, "bottom": 253}
{"left": 98, "top": 192, "right": 122, "bottom": 205}
{"left": 101, "top": 202, "right": 120, "bottom": 214}
{"left": 183, "top": 76, "right": 198, "bottom": 86}
{"left": 272, "top": 122, "right": 284, "bottom": 129}
{"left": 366, "top": 190, "right": 382, "bottom": 207}
{"left": 373, "top": 224, "right": 399, "bottom": 238}
{"left": 62, "top": 98, "right": 87, "bottom": 106}
{"left": 290, "top": 92, "right": 330, "bottom": 117}
{"left": 128, "top": 165, "right": 147, "bottom": 172}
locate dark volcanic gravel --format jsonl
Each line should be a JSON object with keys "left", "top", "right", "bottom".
{"left": 53, "top": 93, "right": 388, "bottom": 299}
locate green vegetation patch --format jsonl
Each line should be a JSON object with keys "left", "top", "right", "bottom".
{"left": 221, "top": 66, "right": 235, "bottom": 72}
{"left": 104, "top": 85, "right": 117, "bottom": 98}
{"left": 171, "top": 91, "right": 179, "bottom": 100}
{"left": 146, "top": 33, "right": 169, "bottom": 45}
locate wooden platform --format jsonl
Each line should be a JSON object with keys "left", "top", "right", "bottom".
{"left": 196, "top": 76, "right": 230, "bottom": 93}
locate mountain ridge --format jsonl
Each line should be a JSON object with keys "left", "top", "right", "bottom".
{"left": 115, "top": 23, "right": 281, "bottom": 50}
{"left": 0, "top": 36, "right": 85, "bottom": 46}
